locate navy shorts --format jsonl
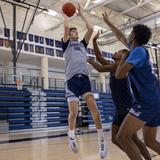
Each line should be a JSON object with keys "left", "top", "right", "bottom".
{"left": 112, "top": 112, "right": 128, "bottom": 126}
{"left": 130, "top": 108, "right": 160, "bottom": 127}
{"left": 65, "top": 74, "right": 92, "bottom": 99}
{"left": 112, "top": 107, "right": 130, "bottom": 126}
{"left": 145, "top": 114, "right": 160, "bottom": 127}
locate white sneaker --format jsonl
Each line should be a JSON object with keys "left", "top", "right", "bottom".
{"left": 99, "top": 140, "right": 107, "bottom": 159}
{"left": 68, "top": 136, "right": 78, "bottom": 153}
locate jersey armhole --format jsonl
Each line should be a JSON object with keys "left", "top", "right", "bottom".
{"left": 61, "top": 38, "right": 70, "bottom": 52}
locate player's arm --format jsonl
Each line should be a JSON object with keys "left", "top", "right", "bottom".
{"left": 87, "top": 58, "right": 118, "bottom": 72}
{"left": 93, "top": 31, "right": 112, "bottom": 65}
{"left": 115, "top": 48, "right": 146, "bottom": 79}
{"left": 115, "top": 54, "right": 133, "bottom": 79}
{"left": 77, "top": 4, "right": 93, "bottom": 44}
{"left": 102, "top": 12, "right": 128, "bottom": 48}
{"left": 62, "top": 12, "right": 69, "bottom": 42}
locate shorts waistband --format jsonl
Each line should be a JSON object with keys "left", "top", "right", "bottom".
{"left": 72, "top": 74, "right": 88, "bottom": 78}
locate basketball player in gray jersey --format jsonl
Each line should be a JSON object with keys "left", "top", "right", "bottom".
{"left": 62, "top": 4, "right": 107, "bottom": 159}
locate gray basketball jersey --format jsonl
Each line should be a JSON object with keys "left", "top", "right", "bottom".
{"left": 63, "top": 40, "right": 89, "bottom": 81}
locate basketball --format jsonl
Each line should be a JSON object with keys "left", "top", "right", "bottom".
{"left": 62, "top": 3, "right": 76, "bottom": 17}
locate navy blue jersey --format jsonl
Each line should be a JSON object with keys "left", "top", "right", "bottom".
{"left": 110, "top": 72, "right": 135, "bottom": 114}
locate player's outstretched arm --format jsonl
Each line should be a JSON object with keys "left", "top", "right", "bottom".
{"left": 62, "top": 12, "right": 70, "bottom": 42}
{"left": 102, "top": 12, "right": 128, "bottom": 48}
{"left": 115, "top": 54, "right": 132, "bottom": 79}
{"left": 87, "top": 58, "right": 118, "bottom": 72}
{"left": 77, "top": 4, "right": 93, "bottom": 44}
{"left": 93, "top": 31, "right": 111, "bottom": 65}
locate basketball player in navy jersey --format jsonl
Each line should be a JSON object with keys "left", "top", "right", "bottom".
{"left": 88, "top": 31, "right": 151, "bottom": 160}
{"left": 102, "top": 12, "right": 160, "bottom": 160}
{"left": 61, "top": 5, "right": 107, "bottom": 158}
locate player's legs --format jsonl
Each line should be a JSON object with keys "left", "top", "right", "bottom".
{"left": 143, "top": 126, "right": 160, "bottom": 154}
{"left": 116, "top": 113, "right": 145, "bottom": 160}
{"left": 65, "top": 79, "right": 79, "bottom": 153}
{"left": 68, "top": 98, "right": 79, "bottom": 131}
{"left": 132, "top": 134, "right": 151, "bottom": 160}
{"left": 84, "top": 92, "right": 107, "bottom": 159}
{"left": 112, "top": 113, "right": 151, "bottom": 160}
{"left": 65, "top": 79, "right": 79, "bottom": 134}
{"left": 84, "top": 93, "right": 102, "bottom": 129}
{"left": 79, "top": 75, "right": 103, "bottom": 130}
{"left": 67, "top": 97, "right": 79, "bottom": 153}
{"left": 112, "top": 125, "right": 123, "bottom": 149}
{"left": 112, "top": 113, "right": 127, "bottom": 149}
{"left": 67, "top": 74, "right": 107, "bottom": 157}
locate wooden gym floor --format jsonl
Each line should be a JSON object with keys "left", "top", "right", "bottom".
{"left": 0, "top": 128, "right": 160, "bottom": 160}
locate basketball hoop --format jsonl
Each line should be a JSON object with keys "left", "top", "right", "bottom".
{"left": 12, "top": 75, "right": 23, "bottom": 90}
{"left": 16, "top": 79, "right": 23, "bottom": 90}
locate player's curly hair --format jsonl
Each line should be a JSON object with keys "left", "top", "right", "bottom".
{"left": 133, "top": 24, "right": 152, "bottom": 45}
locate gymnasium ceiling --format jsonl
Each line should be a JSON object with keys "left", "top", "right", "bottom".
{"left": 1, "top": 0, "right": 160, "bottom": 45}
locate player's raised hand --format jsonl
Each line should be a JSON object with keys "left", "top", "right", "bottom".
{"left": 77, "top": 4, "right": 83, "bottom": 17}
{"left": 87, "top": 58, "right": 95, "bottom": 64}
{"left": 62, "top": 10, "right": 69, "bottom": 19}
{"left": 102, "top": 12, "right": 110, "bottom": 23}
{"left": 93, "top": 31, "right": 101, "bottom": 41}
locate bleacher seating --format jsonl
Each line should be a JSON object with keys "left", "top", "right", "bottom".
{"left": 82, "top": 93, "right": 115, "bottom": 129}
{"left": 0, "top": 87, "right": 32, "bottom": 130}
{"left": 44, "top": 89, "right": 68, "bottom": 128}
{"left": 0, "top": 87, "right": 115, "bottom": 132}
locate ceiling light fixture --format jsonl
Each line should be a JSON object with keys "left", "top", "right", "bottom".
{"left": 94, "top": 25, "right": 102, "bottom": 31}
{"left": 47, "top": 9, "right": 57, "bottom": 16}
{"left": 93, "top": 0, "right": 102, "bottom": 4}
{"left": 156, "top": 18, "right": 160, "bottom": 25}
{"left": 90, "top": 11, "right": 96, "bottom": 15}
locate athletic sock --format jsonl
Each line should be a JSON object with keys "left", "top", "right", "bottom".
{"left": 68, "top": 130, "right": 75, "bottom": 139}
{"left": 97, "top": 129, "right": 105, "bottom": 141}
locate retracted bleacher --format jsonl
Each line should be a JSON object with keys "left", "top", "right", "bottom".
{"left": 81, "top": 93, "right": 115, "bottom": 129}
{"left": 0, "top": 87, "right": 32, "bottom": 130}
{"left": 44, "top": 89, "right": 68, "bottom": 128}
{"left": 0, "top": 87, "right": 115, "bottom": 132}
